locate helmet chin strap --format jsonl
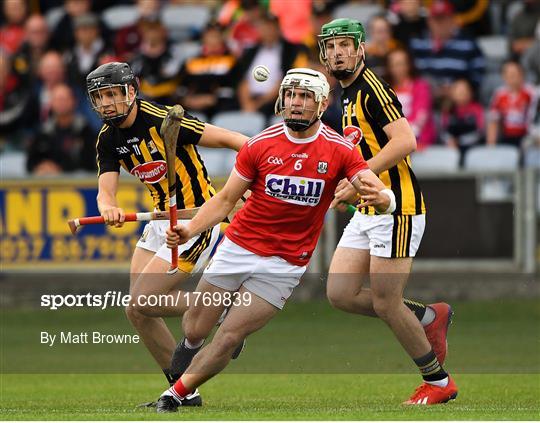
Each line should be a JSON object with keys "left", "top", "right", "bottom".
{"left": 105, "top": 97, "right": 136, "bottom": 127}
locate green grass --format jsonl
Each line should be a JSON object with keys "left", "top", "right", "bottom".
{"left": 1, "top": 374, "right": 539, "bottom": 420}
{"left": 1, "top": 300, "right": 539, "bottom": 419}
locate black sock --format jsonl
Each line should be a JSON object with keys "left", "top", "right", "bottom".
{"left": 169, "top": 337, "right": 203, "bottom": 379}
{"left": 413, "top": 350, "right": 448, "bottom": 382}
{"left": 404, "top": 298, "right": 427, "bottom": 321}
{"left": 162, "top": 369, "right": 181, "bottom": 386}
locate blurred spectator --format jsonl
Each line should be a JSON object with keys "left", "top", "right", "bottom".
{"left": 219, "top": 0, "right": 264, "bottom": 56}
{"left": 385, "top": 48, "right": 435, "bottom": 150}
{"left": 508, "top": 0, "right": 540, "bottom": 60}
{"left": 50, "top": 0, "right": 110, "bottom": 53}
{"left": 27, "top": 83, "right": 96, "bottom": 175}
{"left": 178, "top": 23, "right": 237, "bottom": 118}
{"left": 270, "top": 0, "right": 312, "bottom": 44}
{"left": 409, "top": 0, "right": 485, "bottom": 106}
{"left": 11, "top": 14, "right": 51, "bottom": 87}
{"left": 521, "top": 21, "right": 540, "bottom": 84}
{"left": 64, "top": 13, "right": 110, "bottom": 88}
{"left": 131, "top": 20, "right": 181, "bottom": 104}
{"left": 452, "top": 0, "right": 490, "bottom": 36}
{"left": 114, "top": 0, "right": 161, "bottom": 62}
{"left": 440, "top": 79, "right": 485, "bottom": 163}
{"left": 387, "top": 0, "right": 427, "bottom": 50}
{"left": 235, "top": 13, "right": 308, "bottom": 117}
{"left": 28, "top": 50, "right": 67, "bottom": 128}
{"left": 0, "top": 0, "right": 28, "bottom": 54}
{"left": 0, "top": 50, "right": 30, "bottom": 145}
{"left": 487, "top": 60, "right": 535, "bottom": 148}
{"left": 306, "top": 1, "right": 334, "bottom": 61}
{"left": 365, "top": 14, "right": 401, "bottom": 76}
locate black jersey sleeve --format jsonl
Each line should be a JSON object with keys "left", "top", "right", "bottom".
{"left": 177, "top": 112, "right": 206, "bottom": 146}
{"left": 95, "top": 126, "right": 120, "bottom": 175}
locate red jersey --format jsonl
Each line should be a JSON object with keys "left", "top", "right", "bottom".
{"left": 227, "top": 122, "right": 369, "bottom": 266}
{"left": 489, "top": 85, "right": 535, "bottom": 138}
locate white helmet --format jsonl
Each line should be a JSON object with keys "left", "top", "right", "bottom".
{"left": 275, "top": 68, "right": 330, "bottom": 131}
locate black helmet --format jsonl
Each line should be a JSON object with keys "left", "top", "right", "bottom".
{"left": 86, "top": 62, "right": 138, "bottom": 126}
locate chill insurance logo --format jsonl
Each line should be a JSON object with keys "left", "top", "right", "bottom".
{"left": 264, "top": 174, "right": 325, "bottom": 206}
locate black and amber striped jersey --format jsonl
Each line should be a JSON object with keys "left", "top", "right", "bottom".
{"left": 341, "top": 66, "right": 426, "bottom": 215}
{"left": 96, "top": 99, "right": 215, "bottom": 211}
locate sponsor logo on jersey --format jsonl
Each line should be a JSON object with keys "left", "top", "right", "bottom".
{"left": 116, "top": 146, "right": 130, "bottom": 154}
{"left": 343, "top": 125, "right": 363, "bottom": 145}
{"left": 317, "top": 161, "right": 328, "bottom": 174}
{"left": 127, "top": 137, "right": 140, "bottom": 144}
{"left": 265, "top": 174, "right": 325, "bottom": 206}
{"left": 291, "top": 153, "right": 308, "bottom": 159}
{"left": 130, "top": 160, "right": 167, "bottom": 183}
{"left": 267, "top": 156, "right": 284, "bottom": 165}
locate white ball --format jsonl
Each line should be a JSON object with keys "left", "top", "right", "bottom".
{"left": 253, "top": 65, "right": 270, "bottom": 82}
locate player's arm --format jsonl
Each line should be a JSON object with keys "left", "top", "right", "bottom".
{"left": 166, "top": 171, "right": 250, "bottom": 247}
{"left": 366, "top": 117, "right": 416, "bottom": 175}
{"left": 351, "top": 170, "right": 396, "bottom": 214}
{"left": 96, "top": 171, "right": 125, "bottom": 227}
{"left": 198, "top": 123, "right": 248, "bottom": 151}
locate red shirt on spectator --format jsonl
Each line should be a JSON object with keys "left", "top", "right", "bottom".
{"left": 489, "top": 85, "right": 535, "bottom": 138}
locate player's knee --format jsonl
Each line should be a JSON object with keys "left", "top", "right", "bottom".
{"left": 326, "top": 289, "right": 350, "bottom": 310}
{"left": 125, "top": 302, "right": 149, "bottom": 325}
{"left": 182, "top": 319, "right": 210, "bottom": 343}
{"left": 372, "top": 297, "right": 392, "bottom": 321}
{"left": 214, "top": 330, "right": 243, "bottom": 355}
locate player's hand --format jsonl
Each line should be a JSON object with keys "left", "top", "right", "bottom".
{"left": 100, "top": 206, "right": 125, "bottom": 227}
{"left": 166, "top": 224, "right": 191, "bottom": 248}
{"left": 356, "top": 178, "right": 390, "bottom": 212}
{"left": 331, "top": 179, "right": 358, "bottom": 211}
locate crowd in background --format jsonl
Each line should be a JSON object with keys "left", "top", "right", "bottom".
{"left": 0, "top": 0, "right": 539, "bottom": 175}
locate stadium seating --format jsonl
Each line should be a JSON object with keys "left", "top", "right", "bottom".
{"left": 464, "top": 145, "right": 520, "bottom": 202}
{"left": 464, "top": 145, "right": 520, "bottom": 171}
{"left": 197, "top": 147, "right": 236, "bottom": 178}
{"left": 161, "top": 5, "right": 211, "bottom": 42}
{"left": 524, "top": 147, "right": 540, "bottom": 168}
{"left": 212, "top": 111, "right": 266, "bottom": 137}
{"left": 411, "top": 146, "right": 460, "bottom": 173}
{"left": 269, "top": 114, "right": 282, "bottom": 126}
{"left": 102, "top": 5, "right": 139, "bottom": 30}
{"left": 0, "top": 152, "right": 27, "bottom": 178}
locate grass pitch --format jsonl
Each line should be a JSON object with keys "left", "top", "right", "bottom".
{"left": 1, "top": 300, "right": 539, "bottom": 420}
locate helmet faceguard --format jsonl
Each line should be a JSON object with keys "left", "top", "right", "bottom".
{"left": 318, "top": 18, "right": 366, "bottom": 79}
{"left": 86, "top": 62, "right": 138, "bottom": 126}
{"left": 275, "top": 68, "right": 330, "bottom": 132}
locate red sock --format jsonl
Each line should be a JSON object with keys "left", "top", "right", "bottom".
{"left": 171, "top": 378, "right": 190, "bottom": 398}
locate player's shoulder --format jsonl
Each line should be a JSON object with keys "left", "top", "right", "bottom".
{"left": 361, "top": 67, "right": 393, "bottom": 93}
{"left": 139, "top": 99, "right": 168, "bottom": 116}
{"left": 96, "top": 123, "right": 112, "bottom": 141}
{"left": 246, "top": 123, "right": 285, "bottom": 148}
{"left": 319, "top": 124, "right": 355, "bottom": 151}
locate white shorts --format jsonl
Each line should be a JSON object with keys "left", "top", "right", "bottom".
{"left": 203, "top": 237, "right": 307, "bottom": 309}
{"left": 136, "top": 220, "right": 226, "bottom": 273}
{"left": 337, "top": 213, "right": 425, "bottom": 258}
